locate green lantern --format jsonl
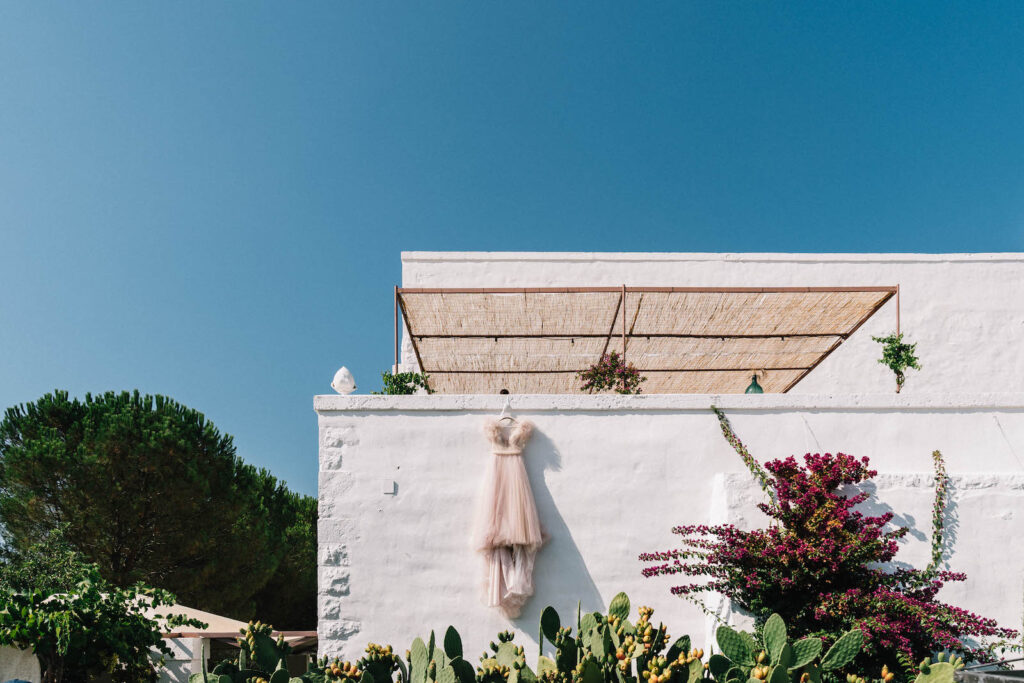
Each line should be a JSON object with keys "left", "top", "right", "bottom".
{"left": 745, "top": 374, "right": 763, "bottom": 394}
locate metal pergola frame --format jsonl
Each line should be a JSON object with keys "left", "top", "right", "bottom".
{"left": 394, "top": 285, "right": 899, "bottom": 394}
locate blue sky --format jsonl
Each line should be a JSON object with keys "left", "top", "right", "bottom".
{"left": 1, "top": 2, "right": 1022, "bottom": 496}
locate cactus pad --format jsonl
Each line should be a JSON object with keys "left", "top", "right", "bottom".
{"left": 437, "top": 665, "right": 457, "bottom": 683}
{"left": 820, "top": 630, "right": 862, "bottom": 671}
{"left": 537, "top": 656, "right": 557, "bottom": 676}
{"left": 717, "top": 625, "right": 755, "bottom": 666}
{"left": 609, "top": 593, "right": 630, "bottom": 621}
{"left": 667, "top": 635, "right": 692, "bottom": 663}
{"left": 450, "top": 657, "right": 475, "bottom": 683}
{"left": 410, "top": 637, "right": 428, "bottom": 683}
{"left": 444, "top": 626, "right": 463, "bottom": 659}
{"left": 767, "top": 665, "right": 789, "bottom": 683}
{"left": 709, "top": 654, "right": 733, "bottom": 680}
{"left": 789, "top": 638, "right": 822, "bottom": 670}
{"left": 540, "top": 606, "right": 561, "bottom": 644}
{"left": 913, "top": 661, "right": 957, "bottom": 683}
{"left": 763, "top": 614, "right": 787, "bottom": 665}
{"left": 495, "top": 642, "right": 520, "bottom": 670}
{"left": 581, "top": 659, "right": 602, "bottom": 683}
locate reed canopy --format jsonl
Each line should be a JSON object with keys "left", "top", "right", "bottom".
{"left": 395, "top": 286, "right": 897, "bottom": 394}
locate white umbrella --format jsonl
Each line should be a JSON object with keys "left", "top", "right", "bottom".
{"left": 472, "top": 418, "right": 545, "bottom": 618}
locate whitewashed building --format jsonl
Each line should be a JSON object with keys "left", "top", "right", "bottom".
{"left": 316, "top": 252, "right": 1024, "bottom": 658}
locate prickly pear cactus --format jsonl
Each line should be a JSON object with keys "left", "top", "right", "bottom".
{"left": 819, "top": 630, "right": 863, "bottom": 672}
{"left": 237, "top": 620, "right": 293, "bottom": 675}
{"left": 190, "top": 623, "right": 306, "bottom": 683}
{"left": 317, "top": 657, "right": 363, "bottom": 683}
{"left": 716, "top": 625, "right": 755, "bottom": 670}
{"left": 710, "top": 613, "right": 864, "bottom": 683}
{"left": 522, "top": 593, "right": 707, "bottom": 683}
{"left": 358, "top": 643, "right": 404, "bottom": 683}
{"left": 912, "top": 653, "right": 964, "bottom": 683}
{"left": 392, "top": 626, "right": 477, "bottom": 683}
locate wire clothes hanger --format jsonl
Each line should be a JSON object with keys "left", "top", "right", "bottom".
{"left": 498, "top": 394, "right": 516, "bottom": 423}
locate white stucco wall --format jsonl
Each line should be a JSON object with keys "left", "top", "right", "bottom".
{"left": 155, "top": 637, "right": 204, "bottom": 683}
{"left": 0, "top": 645, "right": 40, "bottom": 682}
{"left": 316, "top": 393, "right": 1024, "bottom": 659}
{"left": 399, "top": 252, "right": 1024, "bottom": 395}
{"left": 0, "top": 640, "right": 198, "bottom": 683}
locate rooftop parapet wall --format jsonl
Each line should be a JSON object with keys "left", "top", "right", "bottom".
{"left": 398, "top": 252, "right": 1024, "bottom": 394}
{"left": 315, "top": 393, "right": 1024, "bottom": 658}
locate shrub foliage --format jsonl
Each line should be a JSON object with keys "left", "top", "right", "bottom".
{"left": 640, "top": 408, "right": 1015, "bottom": 677}
{"left": 0, "top": 390, "right": 316, "bottom": 628}
{"left": 0, "top": 565, "right": 204, "bottom": 683}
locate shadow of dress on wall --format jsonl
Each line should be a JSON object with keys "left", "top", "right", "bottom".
{"left": 473, "top": 419, "right": 546, "bottom": 618}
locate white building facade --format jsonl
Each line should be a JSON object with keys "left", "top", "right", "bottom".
{"left": 316, "top": 252, "right": 1024, "bottom": 658}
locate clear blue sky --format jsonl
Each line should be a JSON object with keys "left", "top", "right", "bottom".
{"left": 1, "top": 2, "right": 1022, "bottom": 496}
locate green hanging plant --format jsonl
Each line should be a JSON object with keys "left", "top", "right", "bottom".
{"left": 872, "top": 332, "right": 921, "bottom": 393}
{"left": 577, "top": 351, "right": 646, "bottom": 394}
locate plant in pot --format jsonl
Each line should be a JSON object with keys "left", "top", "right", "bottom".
{"left": 374, "top": 371, "right": 433, "bottom": 395}
{"left": 577, "top": 351, "right": 646, "bottom": 394}
{"left": 872, "top": 332, "right": 921, "bottom": 393}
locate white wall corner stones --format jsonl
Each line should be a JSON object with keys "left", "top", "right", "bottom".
{"left": 319, "top": 566, "right": 352, "bottom": 597}
{"left": 320, "top": 595, "right": 344, "bottom": 620}
{"left": 320, "top": 619, "right": 362, "bottom": 643}
{"left": 322, "top": 426, "right": 360, "bottom": 449}
{"left": 318, "top": 472, "right": 356, "bottom": 518}
{"left": 319, "top": 518, "right": 359, "bottom": 546}
{"left": 319, "top": 544, "right": 351, "bottom": 567}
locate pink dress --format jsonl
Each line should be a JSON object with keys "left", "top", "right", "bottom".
{"left": 473, "top": 419, "right": 545, "bottom": 618}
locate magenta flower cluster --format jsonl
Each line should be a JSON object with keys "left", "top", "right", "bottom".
{"left": 640, "top": 451, "right": 1016, "bottom": 675}
{"left": 577, "top": 351, "right": 646, "bottom": 395}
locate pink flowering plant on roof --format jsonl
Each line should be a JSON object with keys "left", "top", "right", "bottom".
{"left": 640, "top": 408, "right": 1017, "bottom": 680}
{"left": 577, "top": 351, "right": 646, "bottom": 394}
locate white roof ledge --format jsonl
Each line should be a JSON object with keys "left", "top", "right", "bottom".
{"left": 314, "top": 393, "right": 1024, "bottom": 413}
{"left": 401, "top": 251, "right": 1024, "bottom": 264}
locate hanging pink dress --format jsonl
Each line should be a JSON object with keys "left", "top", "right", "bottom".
{"left": 473, "top": 419, "right": 545, "bottom": 618}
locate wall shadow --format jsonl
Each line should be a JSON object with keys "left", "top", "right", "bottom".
{"left": 939, "top": 480, "right": 960, "bottom": 567}
{"left": 512, "top": 427, "right": 603, "bottom": 635}
{"left": 852, "top": 478, "right": 959, "bottom": 573}
{"left": 856, "top": 480, "right": 926, "bottom": 542}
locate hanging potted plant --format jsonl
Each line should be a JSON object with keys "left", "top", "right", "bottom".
{"left": 872, "top": 332, "right": 921, "bottom": 393}
{"left": 577, "top": 351, "right": 647, "bottom": 394}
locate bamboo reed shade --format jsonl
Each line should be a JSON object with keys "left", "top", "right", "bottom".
{"left": 397, "top": 286, "right": 897, "bottom": 394}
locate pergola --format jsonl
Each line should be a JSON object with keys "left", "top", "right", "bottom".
{"left": 394, "top": 286, "right": 897, "bottom": 394}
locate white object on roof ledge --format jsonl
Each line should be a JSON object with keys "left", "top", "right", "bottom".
{"left": 331, "top": 367, "right": 357, "bottom": 395}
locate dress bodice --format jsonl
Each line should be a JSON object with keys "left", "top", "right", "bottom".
{"left": 483, "top": 419, "right": 534, "bottom": 455}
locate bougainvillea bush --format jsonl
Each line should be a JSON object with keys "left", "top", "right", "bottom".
{"left": 577, "top": 351, "right": 646, "bottom": 394}
{"left": 640, "top": 408, "right": 1016, "bottom": 679}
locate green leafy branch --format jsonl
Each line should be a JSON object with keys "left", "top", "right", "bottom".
{"left": 872, "top": 333, "right": 921, "bottom": 393}
{"left": 711, "top": 406, "right": 774, "bottom": 499}
{"left": 924, "top": 450, "right": 949, "bottom": 578}
{"left": 374, "top": 371, "right": 433, "bottom": 395}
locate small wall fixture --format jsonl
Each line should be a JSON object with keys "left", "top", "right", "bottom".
{"left": 332, "top": 366, "right": 357, "bottom": 394}
{"left": 745, "top": 374, "right": 764, "bottom": 394}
